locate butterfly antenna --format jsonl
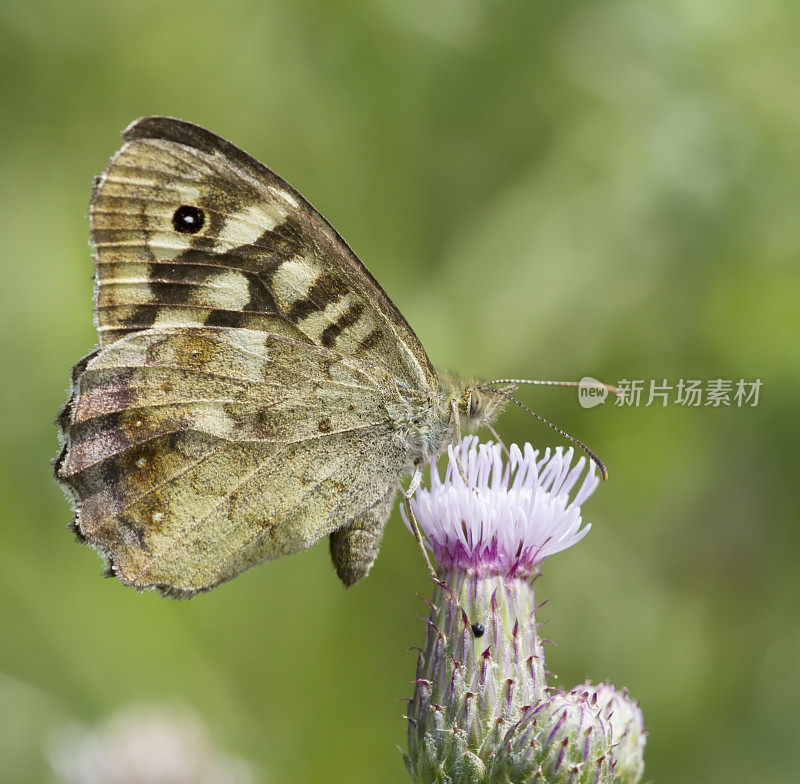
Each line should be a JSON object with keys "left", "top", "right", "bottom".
{"left": 484, "top": 388, "right": 609, "bottom": 481}
{"left": 482, "top": 378, "right": 621, "bottom": 400}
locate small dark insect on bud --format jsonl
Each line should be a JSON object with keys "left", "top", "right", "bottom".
{"left": 471, "top": 621, "right": 485, "bottom": 637}
{"left": 172, "top": 205, "right": 205, "bottom": 234}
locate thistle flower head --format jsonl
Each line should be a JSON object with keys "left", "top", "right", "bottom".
{"left": 404, "top": 437, "right": 606, "bottom": 783}
{"left": 403, "top": 436, "right": 598, "bottom": 578}
{"left": 403, "top": 438, "right": 646, "bottom": 784}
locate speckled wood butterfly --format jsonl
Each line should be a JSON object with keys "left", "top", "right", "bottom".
{"left": 55, "top": 117, "right": 529, "bottom": 597}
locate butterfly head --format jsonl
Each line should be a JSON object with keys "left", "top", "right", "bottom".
{"left": 442, "top": 375, "right": 516, "bottom": 431}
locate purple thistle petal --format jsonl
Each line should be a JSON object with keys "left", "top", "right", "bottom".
{"left": 402, "top": 437, "right": 597, "bottom": 578}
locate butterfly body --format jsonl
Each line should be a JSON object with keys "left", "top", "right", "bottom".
{"left": 56, "top": 118, "right": 508, "bottom": 596}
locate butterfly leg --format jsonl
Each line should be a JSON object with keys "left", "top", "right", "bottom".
{"left": 486, "top": 422, "right": 511, "bottom": 461}
{"left": 329, "top": 490, "right": 395, "bottom": 587}
{"left": 449, "top": 399, "right": 471, "bottom": 486}
{"left": 402, "top": 464, "right": 438, "bottom": 580}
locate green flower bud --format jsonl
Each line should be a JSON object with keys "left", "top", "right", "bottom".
{"left": 572, "top": 683, "right": 646, "bottom": 784}
{"left": 489, "top": 690, "right": 615, "bottom": 784}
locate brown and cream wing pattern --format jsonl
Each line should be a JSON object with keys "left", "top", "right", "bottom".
{"left": 91, "top": 116, "right": 437, "bottom": 391}
{"left": 56, "top": 327, "right": 413, "bottom": 596}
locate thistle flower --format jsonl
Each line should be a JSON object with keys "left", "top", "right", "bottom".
{"left": 402, "top": 437, "right": 644, "bottom": 784}
{"left": 405, "top": 438, "right": 597, "bottom": 579}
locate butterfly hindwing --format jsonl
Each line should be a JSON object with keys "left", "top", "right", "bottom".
{"left": 56, "top": 327, "right": 414, "bottom": 595}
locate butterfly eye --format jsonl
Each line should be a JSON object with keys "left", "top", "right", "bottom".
{"left": 467, "top": 391, "right": 483, "bottom": 420}
{"left": 471, "top": 621, "right": 485, "bottom": 637}
{"left": 172, "top": 205, "right": 205, "bottom": 234}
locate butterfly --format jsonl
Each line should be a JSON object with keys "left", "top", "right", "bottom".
{"left": 55, "top": 117, "right": 523, "bottom": 597}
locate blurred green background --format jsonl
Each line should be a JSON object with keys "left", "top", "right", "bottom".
{"left": 1, "top": 0, "right": 798, "bottom": 781}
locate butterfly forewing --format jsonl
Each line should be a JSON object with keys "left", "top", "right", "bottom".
{"left": 91, "top": 117, "right": 436, "bottom": 391}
